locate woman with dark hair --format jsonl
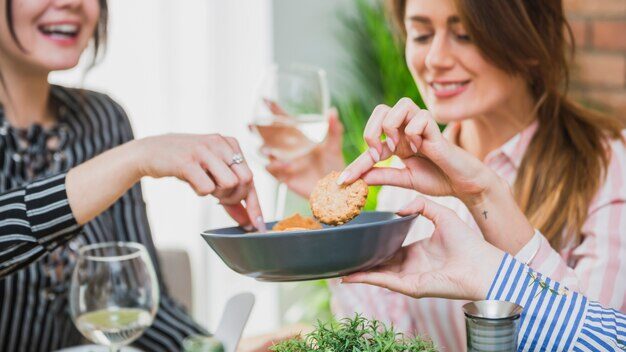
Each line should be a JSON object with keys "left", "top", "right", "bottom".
{"left": 266, "top": 0, "right": 625, "bottom": 350}
{"left": 0, "top": 0, "right": 264, "bottom": 351}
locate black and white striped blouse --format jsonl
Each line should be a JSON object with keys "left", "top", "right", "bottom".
{"left": 0, "top": 85, "right": 206, "bottom": 351}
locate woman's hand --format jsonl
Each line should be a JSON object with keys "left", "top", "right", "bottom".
{"left": 265, "top": 109, "right": 345, "bottom": 198}
{"left": 67, "top": 133, "right": 265, "bottom": 230}
{"left": 339, "top": 98, "right": 495, "bottom": 203}
{"left": 338, "top": 98, "right": 535, "bottom": 254}
{"left": 342, "top": 196, "right": 503, "bottom": 301}
{"left": 133, "top": 133, "right": 265, "bottom": 230}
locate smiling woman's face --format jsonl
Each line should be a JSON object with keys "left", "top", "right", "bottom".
{"left": 0, "top": 0, "right": 100, "bottom": 73}
{"left": 404, "top": 0, "right": 527, "bottom": 123}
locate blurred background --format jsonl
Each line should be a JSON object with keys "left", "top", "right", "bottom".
{"left": 49, "top": 0, "right": 625, "bottom": 339}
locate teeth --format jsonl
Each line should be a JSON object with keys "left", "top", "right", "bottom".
{"left": 40, "top": 24, "right": 78, "bottom": 35}
{"left": 432, "top": 82, "right": 464, "bottom": 92}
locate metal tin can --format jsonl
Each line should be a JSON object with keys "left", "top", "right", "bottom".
{"left": 463, "top": 300, "right": 523, "bottom": 352}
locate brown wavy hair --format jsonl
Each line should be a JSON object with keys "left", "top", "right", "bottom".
{"left": 386, "top": 0, "right": 624, "bottom": 250}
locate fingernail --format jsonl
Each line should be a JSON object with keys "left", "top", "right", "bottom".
{"left": 329, "top": 107, "right": 338, "bottom": 116}
{"left": 336, "top": 171, "right": 349, "bottom": 185}
{"left": 243, "top": 225, "right": 254, "bottom": 232}
{"left": 368, "top": 147, "right": 380, "bottom": 162}
{"left": 386, "top": 138, "right": 396, "bottom": 152}
{"left": 256, "top": 216, "right": 267, "bottom": 232}
{"left": 410, "top": 142, "right": 418, "bottom": 154}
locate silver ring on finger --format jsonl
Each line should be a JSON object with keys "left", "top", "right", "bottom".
{"left": 228, "top": 153, "right": 245, "bottom": 167}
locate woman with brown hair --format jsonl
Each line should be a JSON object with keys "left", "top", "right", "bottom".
{"left": 266, "top": 0, "right": 625, "bottom": 349}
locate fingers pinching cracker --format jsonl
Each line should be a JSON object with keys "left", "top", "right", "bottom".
{"left": 309, "top": 171, "right": 369, "bottom": 225}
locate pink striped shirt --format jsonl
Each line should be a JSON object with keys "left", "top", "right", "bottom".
{"left": 330, "top": 122, "right": 626, "bottom": 351}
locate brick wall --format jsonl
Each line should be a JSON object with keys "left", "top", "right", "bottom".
{"left": 565, "top": 0, "right": 626, "bottom": 122}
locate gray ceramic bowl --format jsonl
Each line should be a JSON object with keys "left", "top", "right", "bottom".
{"left": 201, "top": 211, "right": 418, "bottom": 282}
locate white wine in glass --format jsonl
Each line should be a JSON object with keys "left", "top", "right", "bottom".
{"left": 249, "top": 64, "right": 330, "bottom": 218}
{"left": 74, "top": 307, "right": 153, "bottom": 346}
{"left": 70, "top": 242, "right": 159, "bottom": 352}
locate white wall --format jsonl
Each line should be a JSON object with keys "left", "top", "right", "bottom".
{"left": 273, "top": 0, "right": 355, "bottom": 96}
{"left": 50, "top": 0, "right": 280, "bottom": 336}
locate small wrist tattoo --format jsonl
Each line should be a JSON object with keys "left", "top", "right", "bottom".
{"left": 482, "top": 210, "right": 488, "bottom": 219}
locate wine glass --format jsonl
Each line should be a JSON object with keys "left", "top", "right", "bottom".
{"left": 70, "top": 242, "right": 159, "bottom": 352}
{"left": 249, "top": 64, "right": 330, "bottom": 219}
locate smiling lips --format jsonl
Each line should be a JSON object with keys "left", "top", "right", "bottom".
{"left": 429, "top": 80, "right": 470, "bottom": 98}
{"left": 38, "top": 23, "right": 80, "bottom": 45}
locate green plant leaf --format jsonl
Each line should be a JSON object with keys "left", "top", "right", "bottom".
{"left": 270, "top": 315, "right": 438, "bottom": 352}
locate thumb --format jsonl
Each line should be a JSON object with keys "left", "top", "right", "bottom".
{"left": 397, "top": 195, "right": 455, "bottom": 226}
{"left": 342, "top": 272, "right": 416, "bottom": 297}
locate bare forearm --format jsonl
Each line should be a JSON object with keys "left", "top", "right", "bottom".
{"left": 66, "top": 140, "right": 143, "bottom": 225}
{"left": 465, "top": 176, "right": 535, "bottom": 255}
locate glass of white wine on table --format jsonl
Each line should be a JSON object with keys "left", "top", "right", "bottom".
{"left": 70, "top": 242, "right": 159, "bottom": 352}
{"left": 249, "top": 64, "right": 330, "bottom": 219}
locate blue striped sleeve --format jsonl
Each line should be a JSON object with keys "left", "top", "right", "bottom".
{"left": 487, "top": 254, "right": 626, "bottom": 351}
{"left": 576, "top": 301, "right": 626, "bottom": 351}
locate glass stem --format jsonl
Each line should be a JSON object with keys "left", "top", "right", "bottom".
{"left": 275, "top": 182, "right": 288, "bottom": 219}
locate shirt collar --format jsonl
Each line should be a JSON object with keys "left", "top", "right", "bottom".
{"left": 0, "top": 85, "right": 77, "bottom": 125}
{"left": 49, "top": 84, "right": 82, "bottom": 115}
{"left": 447, "top": 120, "right": 539, "bottom": 170}
{"left": 491, "top": 120, "right": 539, "bottom": 169}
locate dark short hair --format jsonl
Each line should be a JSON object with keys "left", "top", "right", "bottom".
{"left": 5, "top": 0, "right": 108, "bottom": 65}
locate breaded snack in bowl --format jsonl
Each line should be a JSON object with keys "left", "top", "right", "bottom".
{"left": 309, "top": 171, "right": 369, "bottom": 225}
{"left": 272, "top": 213, "right": 323, "bottom": 232}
